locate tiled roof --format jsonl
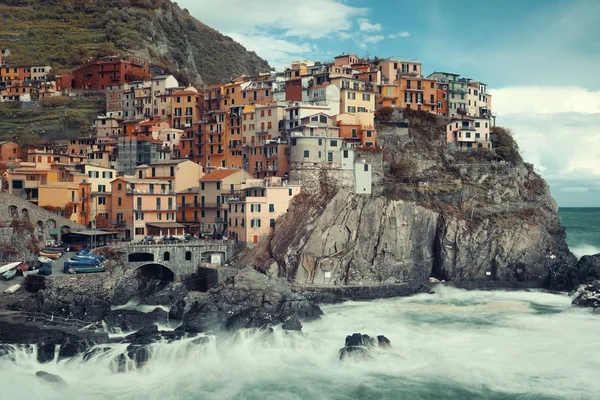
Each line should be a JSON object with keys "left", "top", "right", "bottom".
{"left": 200, "top": 169, "right": 241, "bottom": 182}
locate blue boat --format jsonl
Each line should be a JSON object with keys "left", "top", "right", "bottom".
{"left": 76, "top": 252, "right": 105, "bottom": 261}
{"left": 70, "top": 257, "right": 100, "bottom": 265}
{"left": 63, "top": 261, "right": 101, "bottom": 273}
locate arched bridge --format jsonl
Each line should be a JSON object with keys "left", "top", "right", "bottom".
{"left": 120, "top": 241, "right": 237, "bottom": 281}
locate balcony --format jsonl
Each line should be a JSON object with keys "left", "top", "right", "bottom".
{"left": 200, "top": 203, "right": 228, "bottom": 209}
{"left": 127, "top": 188, "right": 175, "bottom": 195}
{"left": 177, "top": 203, "right": 199, "bottom": 210}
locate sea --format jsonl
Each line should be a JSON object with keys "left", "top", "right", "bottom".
{"left": 0, "top": 209, "right": 598, "bottom": 400}
{"left": 559, "top": 207, "right": 600, "bottom": 258}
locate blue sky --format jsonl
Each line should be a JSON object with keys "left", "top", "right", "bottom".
{"left": 179, "top": 0, "right": 600, "bottom": 206}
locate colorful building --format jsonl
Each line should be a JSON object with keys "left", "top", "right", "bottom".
{"left": 72, "top": 55, "right": 150, "bottom": 90}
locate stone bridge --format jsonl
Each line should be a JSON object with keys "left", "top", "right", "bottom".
{"left": 118, "top": 241, "right": 238, "bottom": 285}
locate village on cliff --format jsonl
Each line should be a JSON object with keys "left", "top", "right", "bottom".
{"left": 0, "top": 50, "right": 496, "bottom": 246}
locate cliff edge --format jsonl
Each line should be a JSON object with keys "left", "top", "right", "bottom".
{"left": 238, "top": 109, "right": 577, "bottom": 290}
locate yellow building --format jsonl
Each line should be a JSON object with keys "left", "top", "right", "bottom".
{"left": 227, "top": 177, "right": 301, "bottom": 246}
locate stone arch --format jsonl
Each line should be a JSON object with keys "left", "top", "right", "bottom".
{"left": 45, "top": 219, "right": 57, "bottom": 230}
{"left": 134, "top": 263, "right": 175, "bottom": 282}
{"left": 60, "top": 225, "right": 71, "bottom": 235}
{"left": 8, "top": 205, "right": 18, "bottom": 220}
{"left": 128, "top": 252, "right": 154, "bottom": 262}
{"left": 21, "top": 208, "right": 30, "bottom": 221}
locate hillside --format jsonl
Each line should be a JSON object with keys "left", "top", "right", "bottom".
{"left": 238, "top": 109, "right": 577, "bottom": 289}
{"left": 0, "top": 0, "right": 271, "bottom": 85}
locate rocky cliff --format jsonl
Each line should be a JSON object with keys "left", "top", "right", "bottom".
{"left": 240, "top": 109, "right": 577, "bottom": 289}
{"left": 1, "top": 0, "right": 271, "bottom": 84}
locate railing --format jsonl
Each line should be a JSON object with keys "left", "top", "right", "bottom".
{"left": 200, "top": 203, "right": 227, "bottom": 209}
{"left": 127, "top": 189, "right": 175, "bottom": 195}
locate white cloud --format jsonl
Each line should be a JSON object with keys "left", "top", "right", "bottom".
{"left": 177, "top": 0, "right": 366, "bottom": 39}
{"left": 226, "top": 33, "right": 312, "bottom": 71}
{"left": 493, "top": 87, "right": 600, "bottom": 206}
{"left": 358, "top": 18, "right": 382, "bottom": 32}
{"left": 363, "top": 35, "right": 385, "bottom": 44}
{"left": 338, "top": 32, "right": 352, "bottom": 40}
{"left": 490, "top": 87, "right": 600, "bottom": 115}
{"left": 388, "top": 31, "right": 410, "bottom": 39}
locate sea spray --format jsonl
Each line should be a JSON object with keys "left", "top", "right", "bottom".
{"left": 1, "top": 287, "right": 599, "bottom": 400}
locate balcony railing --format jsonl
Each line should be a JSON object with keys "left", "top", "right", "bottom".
{"left": 200, "top": 203, "right": 228, "bottom": 209}
{"left": 127, "top": 189, "right": 175, "bottom": 195}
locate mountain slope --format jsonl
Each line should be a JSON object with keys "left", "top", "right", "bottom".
{"left": 0, "top": 0, "right": 271, "bottom": 84}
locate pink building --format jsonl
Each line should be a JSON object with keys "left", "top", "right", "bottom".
{"left": 445, "top": 117, "right": 492, "bottom": 150}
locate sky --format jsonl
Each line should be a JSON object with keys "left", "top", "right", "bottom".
{"left": 178, "top": 0, "right": 600, "bottom": 207}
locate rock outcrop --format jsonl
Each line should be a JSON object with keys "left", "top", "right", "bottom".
{"left": 179, "top": 267, "right": 323, "bottom": 333}
{"left": 571, "top": 279, "right": 600, "bottom": 310}
{"left": 338, "top": 333, "right": 391, "bottom": 360}
{"left": 241, "top": 111, "right": 576, "bottom": 288}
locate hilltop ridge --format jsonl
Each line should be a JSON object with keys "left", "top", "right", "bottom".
{"left": 0, "top": 0, "right": 271, "bottom": 84}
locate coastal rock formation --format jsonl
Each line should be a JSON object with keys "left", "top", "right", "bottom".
{"left": 338, "top": 333, "right": 391, "bottom": 360}
{"left": 179, "top": 267, "right": 323, "bottom": 332}
{"left": 242, "top": 111, "right": 576, "bottom": 289}
{"left": 571, "top": 279, "right": 600, "bottom": 309}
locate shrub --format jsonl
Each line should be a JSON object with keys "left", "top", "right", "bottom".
{"left": 491, "top": 127, "right": 523, "bottom": 164}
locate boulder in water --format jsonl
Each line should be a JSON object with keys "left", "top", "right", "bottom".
{"left": 339, "top": 333, "right": 392, "bottom": 360}
{"left": 35, "top": 371, "right": 66, "bottom": 385}
{"left": 282, "top": 314, "right": 302, "bottom": 331}
{"left": 571, "top": 280, "right": 600, "bottom": 308}
{"left": 37, "top": 343, "right": 55, "bottom": 364}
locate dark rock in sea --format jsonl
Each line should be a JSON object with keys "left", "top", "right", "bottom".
{"left": 105, "top": 308, "right": 169, "bottom": 332}
{"left": 339, "top": 333, "right": 392, "bottom": 361}
{"left": 547, "top": 253, "right": 600, "bottom": 291}
{"left": 571, "top": 279, "right": 600, "bottom": 309}
{"left": 126, "top": 344, "right": 150, "bottom": 369}
{"left": 124, "top": 325, "right": 160, "bottom": 345}
{"left": 179, "top": 267, "right": 322, "bottom": 333}
{"left": 111, "top": 353, "right": 129, "bottom": 373}
{"left": 57, "top": 338, "right": 88, "bottom": 362}
{"left": 282, "top": 314, "right": 303, "bottom": 331}
{"left": 82, "top": 346, "right": 112, "bottom": 362}
{"left": 37, "top": 343, "right": 56, "bottom": 364}
{"left": 35, "top": 371, "right": 66, "bottom": 385}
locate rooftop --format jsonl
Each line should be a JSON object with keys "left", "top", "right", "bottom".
{"left": 200, "top": 169, "right": 242, "bottom": 182}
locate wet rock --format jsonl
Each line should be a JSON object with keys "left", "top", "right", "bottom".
{"left": 124, "top": 325, "right": 160, "bottom": 345}
{"left": 37, "top": 343, "right": 56, "bottom": 364}
{"left": 57, "top": 341, "right": 80, "bottom": 361}
{"left": 126, "top": 344, "right": 150, "bottom": 369}
{"left": 35, "top": 371, "right": 66, "bottom": 385}
{"left": 82, "top": 346, "right": 112, "bottom": 362}
{"left": 282, "top": 314, "right": 302, "bottom": 331}
{"left": 339, "top": 333, "right": 392, "bottom": 361}
{"left": 105, "top": 308, "right": 169, "bottom": 332}
{"left": 180, "top": 268, "right": 322, "bottom": 333}
{"left": 571, "top": 280, "right": 600, "bottom": 308}
{"left": 110, "top": 353, "right": 129, "bottom": 373}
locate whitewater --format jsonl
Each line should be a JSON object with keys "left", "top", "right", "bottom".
{"left": 1, "top": 286, "right": 599, "bottom": 400}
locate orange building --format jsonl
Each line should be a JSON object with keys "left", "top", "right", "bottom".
{"left": 0, "top": 141, "right": 20, "bottom": 162}
{"left": 72, "top": 55, "right": 150, "bottom": 90}
{"left": 177, "top": 186, "right": 200, "bottom": 235}
{"left": 170, "top": 88, "right": 203, "bottom": 129}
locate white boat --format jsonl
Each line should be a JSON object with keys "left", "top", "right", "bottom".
{"left": 23, "top": 269, "right": 40, "bottom": 277}
{"left": 0, "top": 261, "right": 21, "bottom": 275}
{"left": 4, "top": 284, "right": 21, "bottom": 294}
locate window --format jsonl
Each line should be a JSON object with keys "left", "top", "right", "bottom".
{"left": 475, "top": 122, "right": 481, "bottom": 128}
{"left": 289, "top": 189, "right": 293, "bottom": 196}
{"left": 348, "top": 106, "right": 356, "bottom": 113}
{"left": 163, "top": 252, "right": 170, "bottom": 261}
{"left": 362, "top": 93, "right": 370, "bottom": 101}
{"left": 270, "top": 219, "right": 276, "bottom": 228}
{"left": 304, "top": 150, "right": 310, "bottom": 158}
{"left": 291, "top": 138, "right": 296, "bottom": 146}
{"left": 330, "top": 140, "right": 338, "bottom": 147}
{"left": 135, "top": 228, "right": 145, "bottom": 235}
{"left": 185, "top": 251, "right": 192, "bottom": 261}
{"left": 343, "top": 150, "right": 349, "bottom": 159}
{"left": 201, "top": 182, "right": 205, "bottom": 190}
{"left": 98, "top": 197, "right": 106, "bottom": 205}
{"left": 216, "top": 182, "right": 221, "bottom": 190}
{"left": 364, "top": 164, "right": 369, "bottom": 172}
{"left": 117, "top": 197, "right": 122, "bottom": 206}
{"left": 347, "top": 92, "right": 356, "bottom": 100}
{"left": 269, "top": 204, "right": 275, "bottom": 212}
{"left": 366, "top": 130, "right": 372, "bottom": 138}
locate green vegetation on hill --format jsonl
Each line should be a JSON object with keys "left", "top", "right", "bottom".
{"left": 0, "top": 0, "right": 271, "bottom": 84}
{"left": 0, "top": 94, "right": 103, "bottom": 145}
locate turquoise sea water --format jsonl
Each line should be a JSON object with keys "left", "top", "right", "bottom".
{"left": 559, "top": 207, "right": 600, "bottom": 257}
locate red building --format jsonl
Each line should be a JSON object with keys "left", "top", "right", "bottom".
{"left": 72, "top": 56, "right": 150, "bottom": 90}
{"left": 55, "top": 74, "right": 74, "bottom": 93}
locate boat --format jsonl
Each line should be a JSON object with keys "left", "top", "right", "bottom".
{"left": 76, "top": 252, "right": 104, "bottom": 261}
{"left": 63, "top": 261, "right": 100, "bottom": 273}
{"left": 42, "top": 248, "right": 63, "bottom": 254}
{"left": 70, "top": 266, "right": 106, "bottom": 274}
{"left": 23, "top": 269, "right": 40, "bottom": 277}
{"left": 3, "top": 268, "right": 17, "bottom": 280}
{"left": 0, "top": 262, "right": 21, "bottom": 275}
{"left": 16, "top": 262, "right": 29, "bottom": 272}
{"left": 38, "top": 256, "right": 53, "bottom": 265}
{"left": 4, "top": 284, "right": 21, "bottom": 294}
{"left": 39, "top": 252, "right": 61, "bottom": 260}
{"left": 69, "top": 257, "right": 99, "bottom": 265}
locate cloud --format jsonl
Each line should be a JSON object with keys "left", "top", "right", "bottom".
{"left": 358, "top": 18, "right": 382, "bottom": 32}
{"left": 490, "top": 87, "right": 600, "bottom": 115}
{"left": 226, "top": 33, "right": 313, "bottom": 71}
{"left": 338, "top": 32, "right": 353, "bottom": 40}
{"left": 177, "top": 0, "right": 366, "bottom": 39}
{"left": 388, "top": 31, "right": 410, "bottom": 39}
